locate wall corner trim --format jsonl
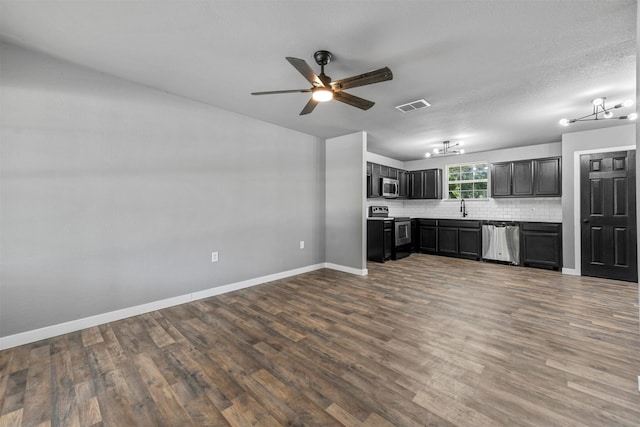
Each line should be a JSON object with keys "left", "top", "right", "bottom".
{"left": 562, "top": 267, "right": 580, "bottom": 276}
{"left": 1, "top": 262, "right": 360, "bottom": 350}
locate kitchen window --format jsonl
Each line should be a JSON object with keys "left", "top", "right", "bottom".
{"left": 446, "top": 162, "right": 489, "bottom": 199}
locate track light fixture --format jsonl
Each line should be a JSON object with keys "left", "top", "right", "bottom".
{"left": 425, "top": 140, "right": 464, "bottom": 158}
{"left": 559, "top": 97, "right": 636, "bottom": 126}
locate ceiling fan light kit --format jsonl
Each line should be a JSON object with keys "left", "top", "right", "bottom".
{"left": 251, "top": 50, "right": 393, "bottom": 115}
{"left": 311, "top": 87, "right": 333, "bottom": 102}
{"left": 559, "top": 97, "right": 636, "bottom": 126}
{"left": 425, "top": 140, "right": 464, "bottom": 158}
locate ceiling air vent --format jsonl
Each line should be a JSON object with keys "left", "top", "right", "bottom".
{"left": 395, "top": 99, "right": 431, "bottom": 113}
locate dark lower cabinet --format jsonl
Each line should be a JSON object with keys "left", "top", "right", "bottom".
{"left": 367, "top": 219, "right": 394, "bottom": 263}
{"left": 418, "top": 219, "right": 438, "bottom": 254}
{"left": 520, "top": 222, "right": 562, "bottom": 270}
{"left": 459, "top": 228, "right": 482, "bottom": 259}
{"left": 437, "top": 227, "right": 458, "bottom": 256}
{"left": 413, "top": 217, "right": 562, "bottom": 270}
{"left": 437, "top": 220, "right": 482, "bottom": 260}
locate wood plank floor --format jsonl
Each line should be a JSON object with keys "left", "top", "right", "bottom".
{"left": 1, "top": 254, "right": 639, "bottom": 426}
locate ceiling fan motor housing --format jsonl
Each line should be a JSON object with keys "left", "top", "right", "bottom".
{"left": 313, "top": 50, "right": 332, "bottom": 66}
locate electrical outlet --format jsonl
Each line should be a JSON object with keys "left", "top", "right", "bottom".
{"left": 211, "top": 251, "right": 218, "bottom": 262}
{"left": 300, "top": 241, "right": 305, "bottom": 249}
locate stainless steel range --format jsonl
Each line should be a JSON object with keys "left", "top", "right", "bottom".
{"left": 368, "top": 206, "right": 412, "bottom": 260}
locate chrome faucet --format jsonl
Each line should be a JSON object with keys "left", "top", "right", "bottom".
{"left": 460, "top": 198, "right": 468, "bottom": 217}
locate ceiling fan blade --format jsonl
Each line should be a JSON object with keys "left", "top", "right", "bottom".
{"left": 331, "top": 67, "right": 393, "bottom": 91}
{"left": 299, "top": 98, "right": 318, "bottom": 115}
{"left": 251, "top": 89, "right": 311, "bottom": 95}
{"left": 286, "top": 57, "right": 324, "bottom": 87}
{"left": 333, "top": 91, "right": 375, "bottom": 110}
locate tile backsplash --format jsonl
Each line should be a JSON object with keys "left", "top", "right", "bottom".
{"left": 368, "top": 197, "right": 562, "bottom": 222}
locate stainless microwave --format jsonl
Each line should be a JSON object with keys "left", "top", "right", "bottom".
{"left": 381, "top": 177, "right": 399, "bottom": 198}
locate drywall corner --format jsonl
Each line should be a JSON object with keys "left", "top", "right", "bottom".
{"left": 325, "top": 132, "right": 367, "bottom": 272}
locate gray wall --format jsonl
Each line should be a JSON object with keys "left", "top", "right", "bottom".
{"left": 561, "top": 124, "right": 636, "bottom": 271}
{"left": 325, "top": 132, "right": 367, "bottom": 272}
{"left": 0, "top": 43, "right": 326, "bottom": 337}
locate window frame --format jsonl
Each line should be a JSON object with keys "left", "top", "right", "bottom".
{"left": 445, "top": 161, "right": 490, "bottom": 200}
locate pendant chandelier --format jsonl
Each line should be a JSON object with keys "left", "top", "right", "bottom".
{"left": 559, "top": 97, "right": 636, "bottom": 126}
{"left": 425, "top": 140, "right": 464, "bottom": 158}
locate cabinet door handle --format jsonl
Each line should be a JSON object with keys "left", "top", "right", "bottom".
{"left": 583, "top": 219, "right": 590, "bottom": 223}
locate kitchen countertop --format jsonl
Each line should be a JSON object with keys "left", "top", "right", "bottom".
{"left": 411, "top": 217, "right": 560, "bottom": 223}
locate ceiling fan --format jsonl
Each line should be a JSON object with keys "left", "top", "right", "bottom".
{"left": 251, "top": 50, "right": 393, "bottom": 115}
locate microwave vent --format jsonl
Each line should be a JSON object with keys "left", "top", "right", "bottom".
{"left": 395, "top": 99, "right": 431, "bottom": 113}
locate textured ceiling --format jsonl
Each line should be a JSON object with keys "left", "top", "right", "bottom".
{"left": 1, "top": 0, "right": 636, "bottom": 161}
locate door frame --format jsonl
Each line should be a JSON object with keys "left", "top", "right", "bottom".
{"left": 572, "top": 145, "right": 636, "bottom": 275}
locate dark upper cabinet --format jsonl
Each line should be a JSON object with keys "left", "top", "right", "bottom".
{"left": 369, "top": 162, "right": 381, "bottom": 198}
{"left": 378, "top": 165, "right": 398, "bottom": 179}
{"left": 398, "top": 170, "right": 410, "bottom": 198}
{"left": 367, "top": 162, "right": 406, "bottom": 198}
{"left": 520, "top": 222, "right": 562, "bottom": 270}
{"left": 424, "top": 169, "right": 442, "bottom": 199}
{"left": 491, "top": 163, "right": 512, "bottom": 197}
{"left": 366, "top": 163, "right": 447, "bottom": 200}
{"left": 409, "top": 171, "right": 423, "bottom": 198}
{"left": 409, "top": 169, "right": 442, "bottom": 199}
{"left": 512, "top": 160, "right": 534, "bottom": 196}
{"left": 491, "top": 157, "right": 561, "bottom": 198}
{"left": 534, "top": 157, "right": 561, "bottom": 196}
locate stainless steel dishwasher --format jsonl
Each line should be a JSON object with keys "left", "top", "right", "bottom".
{"left": 482, "top": 221, "right": 520, "bottom": 265}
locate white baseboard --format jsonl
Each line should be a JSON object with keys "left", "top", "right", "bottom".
{"left": 190, "top": 263, "right": 326, "bottom": 301}
{"left": 562, "top": 267, "right": 580, "bottom": 276}
{"left": 325, "top": 262, "right": 368, "bottom": 276}
{"left": 0, "top": 262, "right": 369, "bottom": 350}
